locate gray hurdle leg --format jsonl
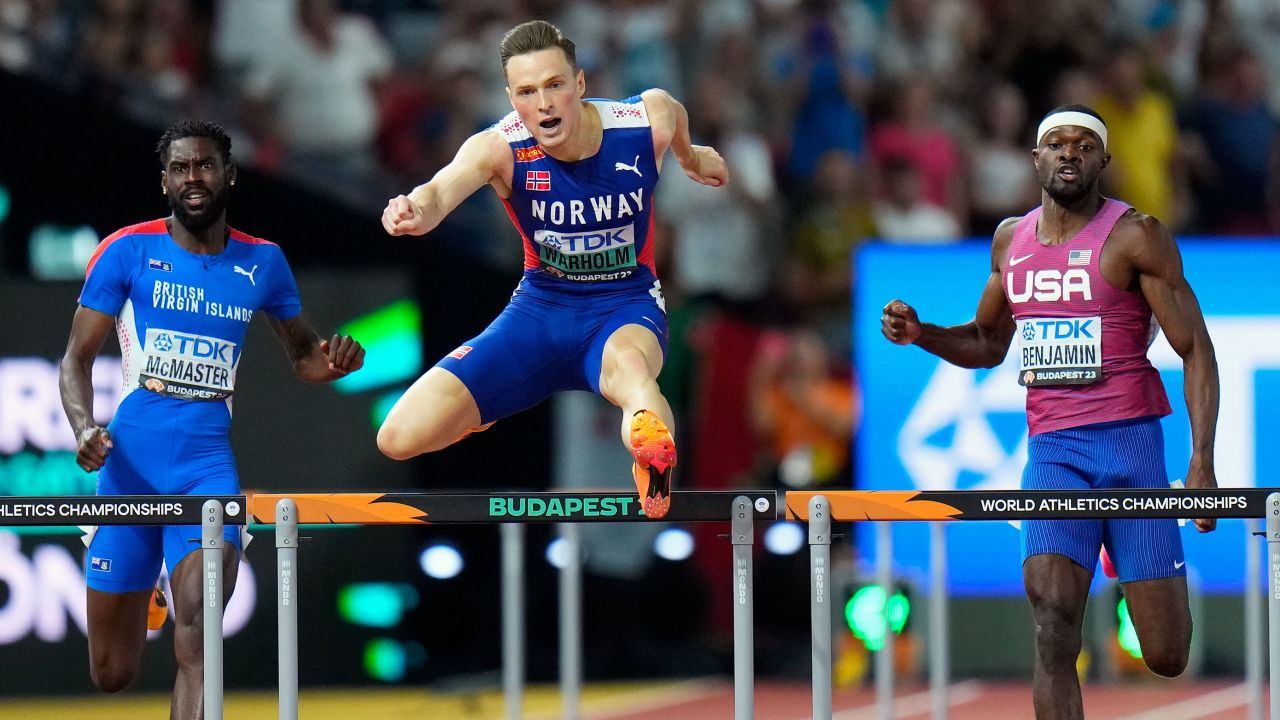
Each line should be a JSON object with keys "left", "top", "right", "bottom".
{"left": 930, "top": 521, "right": 949, "bottom": 720}
{"left": 560, "top": 523, "right": 583, "bottom": 720}
{"left": 276, "top": 499, "right": 299, "bottom": 720}
{"left": 1248, "top": 518, "right": 1263, "bottom": 720}
{"left": 502, "top": 523, "right": 525, "bottom": 720}
{"left": 202, "top": 500, "right": 225, "bottom": 720}
{"left": 876, "top": 522, "right": 894, "bottom": 720}
{"left": 810, "top": 496, "right": 832, "bottom": 720}
{"left": 1268, "top": 492, "right": 1280, "bottom": 720}
{"left": 732, "top": 496, "right": 755, "bottom": 720}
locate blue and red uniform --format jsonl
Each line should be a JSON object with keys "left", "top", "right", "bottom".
{"left": 1002, "top": 199, "right": 1183, "bottom": 582}
{"left": 437, "top": 96, "right": 669, "bottom": 422}
{"left": 79, "top": 218, "right": 301, "bottom": 592}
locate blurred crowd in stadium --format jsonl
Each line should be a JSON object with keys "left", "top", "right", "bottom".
{"left": 2, "top": 0, "right": 1277, "bottom": 497}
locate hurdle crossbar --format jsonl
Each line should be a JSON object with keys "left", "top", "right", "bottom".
{"left": 247, "top": 490, "right": 779, "bottom": 524}
{"left": 786, "top": 488, "right": 1272, "bottom": 521}
{"left": 3, "top": 488, "right": 1277, "bottom": 720}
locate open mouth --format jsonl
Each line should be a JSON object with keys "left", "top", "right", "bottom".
{"left": 182, "top": 190, "right": 210, "bottom": 208}
{"left": 539, "top": 118, "right": 562, "bottom": 132}
{"left": 1056, "top": 166, "right": 1080, "bottom": 182}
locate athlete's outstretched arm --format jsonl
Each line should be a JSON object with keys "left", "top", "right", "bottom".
{"left": 58, "top": 306, "right": 116, "bottom": 471}
{"left": 266, "top": 314, "right": 365, "bottom": 383}
{"left": 882, "top": 218, "right": 1017, "bottom": 368}
{"left": 382, "top": 130, "right": 511, "bottom": 237}
{"left": 1130, "top": 216, "right": 1219, "bottom": 531}
{"left": 641, "top": 88, "right": 728, "bottom": 187}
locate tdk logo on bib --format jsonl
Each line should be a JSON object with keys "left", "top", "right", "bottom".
{"left": 534, "top": 225, "right": 635, "bottom": 254}
{"left": 1023, "top": 319, "right": 1095, "bottom": 341}
{"left": 150, "top": 332, "right": 232, "bottom": 362}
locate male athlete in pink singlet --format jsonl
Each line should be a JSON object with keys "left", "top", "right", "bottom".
{"left": 881, "top": 105, "right": 1219, "bottom": 719}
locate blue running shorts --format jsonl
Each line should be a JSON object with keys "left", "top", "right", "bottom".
{"left": 84, "top": 397, "right": 242, "bottom": 593}
{"left": 1021, "top": 416, "right": 1185, "bottom": 583}
{"left": 436, "top": 281, "right": 668, "bottom": 424}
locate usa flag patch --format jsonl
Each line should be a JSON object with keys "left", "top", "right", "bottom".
{"left": 1068, "top": 249, "right": 1092, "bottom": 266}
{"left": 525, "top": 170, "right": 551, "bottom": 192}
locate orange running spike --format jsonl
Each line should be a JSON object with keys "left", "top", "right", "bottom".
{"left": 147, "top": 585, "right": 168, "bottom": 631}
{"left": 629, "top": 410, "right": 676, "bottom": 519}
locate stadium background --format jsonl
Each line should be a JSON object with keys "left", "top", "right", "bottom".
{"left": 1, "top": 0, "right": 1278, "bottom": 711}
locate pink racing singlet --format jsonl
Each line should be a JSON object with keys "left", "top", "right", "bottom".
{"left": 1001, "top": 199, "right": 1171, "bottom": 435}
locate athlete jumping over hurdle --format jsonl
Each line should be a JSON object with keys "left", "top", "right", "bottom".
{"left": 881, "top": 105, "right": 1220, "bottom": 719}
{"left": 59, "top": 120, "right": 364, "bottom": 719}
{"left": 376, "top": 20, "right": 729, "bottom": 520}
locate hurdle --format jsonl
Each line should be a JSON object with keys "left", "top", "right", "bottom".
{"left": 786, "top": 488, "right": 1280, "bottom": 720}
{"left": 1, "top": 487, "right": 1276, "bottom": 720}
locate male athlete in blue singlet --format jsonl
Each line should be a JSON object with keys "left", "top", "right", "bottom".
{"left": 377, "top": 20, "right": 729, "bottom": 519}
{"left": 59, "top": 120, "right": 364, "bottom": 719}
{"left": 881, "top": 106, "right": 1219, "bottom": 719}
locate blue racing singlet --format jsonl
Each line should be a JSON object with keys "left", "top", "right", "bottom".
{"left": 80, "top": 218, "right": 301, "bottom": 420}
{"left": 495, "top": 96, "right": 661, "bottom": 295}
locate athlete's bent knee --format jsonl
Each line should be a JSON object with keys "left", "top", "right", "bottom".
{"left": 91, "top": 661, "right": 138, "bottom": 694}
{"left": 377, "top": 422, "right": 420, "bottom": 461}
{"left": 1143, "top": 646, "right": 1189, "bottom": 678}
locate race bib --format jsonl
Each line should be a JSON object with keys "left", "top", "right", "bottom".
{"left": 1016, "top": 316, "right": 1102, "bottom": 386}
{"left": 533, "top": 224, "right": 637, "bottom": 282}
{"left": 139, "top": 328, "right": 236, "bottom": 401}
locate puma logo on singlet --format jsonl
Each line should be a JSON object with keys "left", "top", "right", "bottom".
{"left": 615, "top": 155, "right": 642, "bottom": 177}
{"left": 234, "top": 264, "right": 258, "bottom": 286}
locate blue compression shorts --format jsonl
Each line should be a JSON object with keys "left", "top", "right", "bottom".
{"left": 84, "top": 396, "right": 242, "bottom": 593}
{"left": 436, "top": 280, "right": 668, "bottom": 424}
{"left": 1021, "top": 415, "right": 1185, "bottom": 583}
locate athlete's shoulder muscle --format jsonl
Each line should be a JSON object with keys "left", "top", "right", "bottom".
{"left": 990, "top": 216, "right": 1020, "bottom": 271}
{"left": 443, "top": 128, "right": 512, "bottom": 197}
{"left": 639, "top": 89, "right": 676, "bottom": 150}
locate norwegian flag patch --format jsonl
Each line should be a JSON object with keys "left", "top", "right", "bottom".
{"left": 1068, "top": 249, "right": 1093, "bottom": 266}
{"left": 525, "top": 170, "right": 551, "bottom": 192}
{"left": 449, "top": 345, "right": 473, "bottom": 360}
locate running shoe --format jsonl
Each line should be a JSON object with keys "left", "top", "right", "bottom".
{"left": 630, "top": 410, "right": 675, "bottom": 519}
{"left": 147, "top": 584, "right": 168, "bottom": 631}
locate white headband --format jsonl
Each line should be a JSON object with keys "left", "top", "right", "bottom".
{"left": 1036, "top": 111, "right": 1108, "bottom": 150}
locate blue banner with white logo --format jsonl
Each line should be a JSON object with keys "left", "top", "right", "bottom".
{"left": 855, "top": 240, "right": 1280, "bottom": 595}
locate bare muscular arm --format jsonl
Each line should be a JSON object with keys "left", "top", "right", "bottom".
{"left": 58, "top": 306, "right": 116, "bottom": 471}
{"left": 1119, "top": 214, "right": 1219, "bottom": 531}
{"left": 881, "top": 217, "right": 1017, "bottom": 369}
{"left": 382, "top": 130, "right": 513, "bottom": 237}
{"left": 641, "top": 88, "right": 728, "bottom": 187}
{"left": 266, "top": 314, "right": 365, "bottom": 383}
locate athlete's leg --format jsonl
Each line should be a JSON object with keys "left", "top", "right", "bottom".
{"left": 86, "top": 587, "right": 153, "bottom": 692}
{"left": 597, "top": 322, "right": 677, "bottom": 517}
{"left": 377, "top": 367, "right": 482, "bottom": 459}
{"left": 597, "top": 323, "right": 673, "bottom": 439}
{"left": 1024, "top": 555, "right": 1092, "bottom": 720}
{"left": 84, "top": 521, "right": 165, "bottom": 693}
{"left": 1118, "top": 576, "right": 1191, "bottom": 677}
{"left": 168, "top": 545, "right": 240, "bottom": 720}
{"left": 1102, "top": 417, "right": 1191, "bottom": 677}
{"left": 1020, "top": 427, "right": 1103, "bottom": 720}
